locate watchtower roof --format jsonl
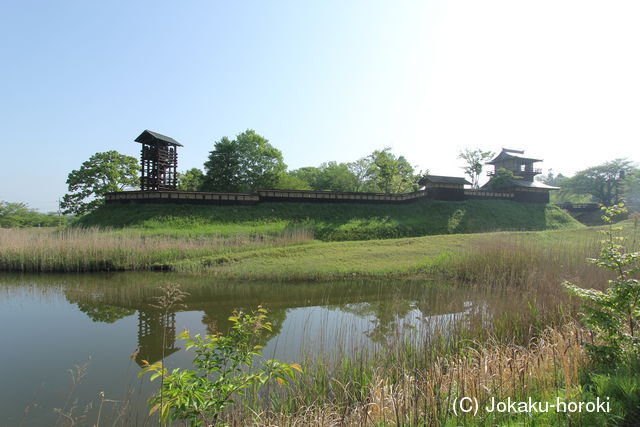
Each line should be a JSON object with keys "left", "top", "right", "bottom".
{"left": 487, "top": 148, "right": 541, "bottom": 165}
{"left": 135, "top": 129, "right": 183, "bottom": 147}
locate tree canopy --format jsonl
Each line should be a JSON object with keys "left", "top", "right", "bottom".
{"left": 458, "top": 148, "right": 494, "bottom": 189}
{"left": 538, "top": 171, "right": 589, "bottom": 203}
{"left": 60, "top": 150, "right": 139, "bottom": 215}
{"left": 201, "top": 130, "right": 286, "bottom": 193}
{"left": 623, "top": 169, "right": 640, "bottom": 207}
{"left": 486, "top": 168, "right": 521, "bottom": 190}
{"left": 177, "top": 168, "right": 205, "bottom": 191}
{"left": 275, "top": 172, "right": 312, "bottom": 190}
{"left": 284, "top": 148, "right": 418, "bottom": 194}
{"left": 366, "top": 148, "right": 417, "bottom": 193}
{"left": 563, "top": 159, "right": 635, "bottom": 206}
{"left": 289, "top": 162, "right": 358, "bottom": 192}
{"left": 0, "top": 201, "right": 67, "bottom": 228}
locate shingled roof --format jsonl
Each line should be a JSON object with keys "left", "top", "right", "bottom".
{"left": 135, "top": 130, "right": 183, "bottom": 147}
{"left": 506, "top": 180, "right": 559, "bottom": 190}
{"left": 487, "top": 148, "right": 541, "bottom": 165}
{"left": 419, "top": 175, "right": 471, "bottom": 186}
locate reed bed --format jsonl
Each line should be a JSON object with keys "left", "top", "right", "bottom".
{"left": 0, "top": 227, "right": 313, "bottom": 272}
{"left": 236, "top": 324, "right": 590, "bottom": 426}
{"left": 427, "top": 233, "right": 611, "bottom": 289}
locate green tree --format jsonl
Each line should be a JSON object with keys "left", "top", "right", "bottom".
{"left": 486, "top": 168, "right": 521, "bottom": 190}
{"left": 0, "top": 202, "right": 33, "bottom": 227}
{"left": 275, "top": 172, "right": 312, "bottom": 190}
{"left": 539, "top": 170, "right": 590, "bottom": 203}
{"left": 177, "top": 168, "right": 205, "bottom": 191}
{"left": 316, "top": 162, "right": 358, "bottom": 191}
{"left": 60, "top": 151, "right": 139, "bottom": 215}
{"left": 623, "top": 169, "right": 640, "bottom": 207}
{"left": 140, "top": 307, "right": 300, "bottom": 425}
{"left": 201, "top": 130, "right": 286, "bottom": 193}
{"left": 289, "top": 166, "right": 322, "bottom": 189}
{"left": 563, "top": 204, "right": 640, "bottom": 364}
{"left": 564, "top": 159, "right": 635, "bottom": 206}
{"left": 348, "top": 157, "right": 373, "bottom": 192}
{"left": 366, "top": 148, "right": 417, "bottom": 193}
{"left": 539, "top": 170, "right": 568, "bottom": 187}
{"left": 0, "top": 201, "right": 67, "bottom": 227}
{"left": 458, "top": 148, "right": 494, "bottom": 189}
{"left": 0, "top": 202, "right": 56, "bottom": 227}
{"left": 368, "top": 149, "right": 398, "bottom": 193}
{"left": 287, "top": 162, "right": 359, "bottom": 192}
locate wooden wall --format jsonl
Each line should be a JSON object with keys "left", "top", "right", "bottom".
{"left": 105, "top": 187, "right": 553, "bottom": 206}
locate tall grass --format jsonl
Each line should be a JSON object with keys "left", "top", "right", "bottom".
{"left": 426, "top": 233, "right": 610, "bottom": 287}
{"left": 246, "top": 324, "right": 589, "bottom": 426}
{"left": 0, "top": 227, "right": 313, "bottom": 272}
{"left": 0, "top": 222, "right": 594, "bottom": 275}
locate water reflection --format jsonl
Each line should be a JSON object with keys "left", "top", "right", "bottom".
{"left": 53, "top": 273, "right": 478, "bottom": 365}
{"left": 0, "top": 272, "right": 545, "bottom": 424}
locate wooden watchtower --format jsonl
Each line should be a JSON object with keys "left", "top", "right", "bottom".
{"left": 486, "top": 148, "right": 542, "bottom": 182}
{"left": 135, "top": 130, "right": 183, "bottom": 191}
{"left": 483, "top": 148, "right": 558, "bottom": 202}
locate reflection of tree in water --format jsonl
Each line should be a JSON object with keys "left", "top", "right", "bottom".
{"left": 338, "top": 298, "right": 416, "bottom": 344}
{"left": 63, "top": 285, "right": 285, "bottom": 367}
{"left": 133, "top": 305, "right": 286, "bottom": 367}
{"left": 337, "top": 290, "right": 473, "bottom": 345}
{"left": 65, "top": 289, "right": 135, "bottom": 323}
{"left": 61, "top": 277, "right": 479, "bottom": 366}
{"left": 75, "top": 301, "right": 136, "bottom": 323}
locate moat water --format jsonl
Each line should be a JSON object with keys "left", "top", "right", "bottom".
{"left": 0, "top": 272, "right": 534, "bottom": 425}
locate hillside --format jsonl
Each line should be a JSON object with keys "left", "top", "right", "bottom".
{"left": 77, "top": 200, "right": 582, "bottom": 241}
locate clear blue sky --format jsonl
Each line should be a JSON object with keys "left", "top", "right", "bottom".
{"left": 1, "top": 1, "right": 638, "bottom": 211}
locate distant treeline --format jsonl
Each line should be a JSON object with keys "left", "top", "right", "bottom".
{"left": 0, "top": 201, "right": 69, "bottom": 228}
{"left": 538, "top": 159, "right": 640, "bottom": 207}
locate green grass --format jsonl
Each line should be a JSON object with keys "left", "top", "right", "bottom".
{"left": 0, "top": 200, "right": 602, "bottom": 275}
{"left": 78, "top": 199, "right": 582, "bottom": 241}
{"left": 173, "top": 225, "right": 611, "bottom": 280}
{"left": 1, "top": 217, "right": 619, "bottom": 276}
{"left": 175, "top": 217, "right": 636, "bottom": 281}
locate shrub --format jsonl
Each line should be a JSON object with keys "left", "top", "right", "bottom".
{"left": 563, "top": 204, "right": 640, "bottom": 364}
{"left": 139, "top": 306, "right": 301, "bottom": 425}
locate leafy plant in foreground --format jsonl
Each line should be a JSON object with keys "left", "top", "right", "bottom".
{"left": 564, "top": 203, "right": 640, "bottom": 364}
{"left": 139, "top": 306, "right": 301, "bottom": 425}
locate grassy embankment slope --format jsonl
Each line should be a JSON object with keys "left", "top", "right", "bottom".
{"left": 79, "top": 199, "right": 579, "bottom": 240}
{"left": 0, "top": 200, "right": 585, "bottom": 274}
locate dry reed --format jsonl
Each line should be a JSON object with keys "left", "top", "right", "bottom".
{"left": 246, "top": 324, "right": 588, "bottom": 426}
{"left": 0, "top": 227, "right": 313, "bottom": 272}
